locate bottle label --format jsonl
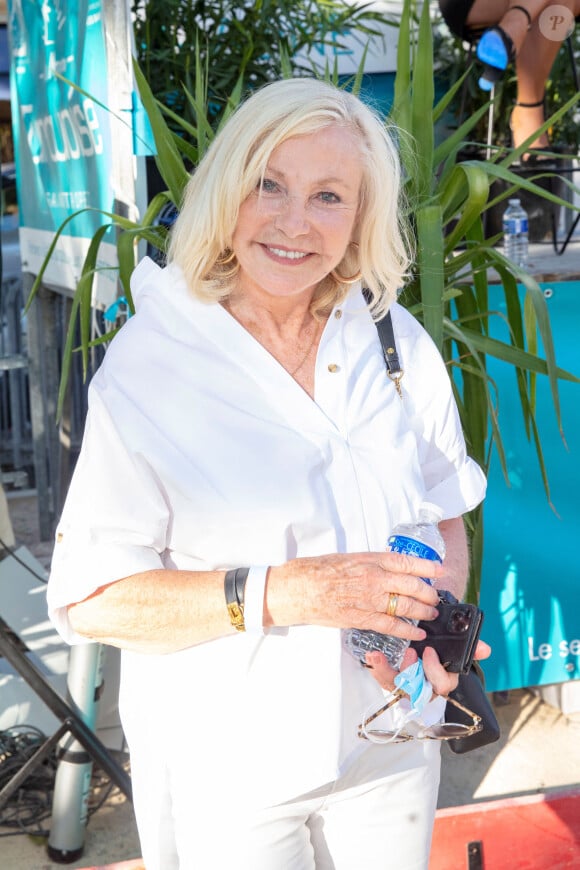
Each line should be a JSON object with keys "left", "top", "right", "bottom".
{"left": 503, "top": 217, "right": 528, "bottom": 234}
{"left": 387, "top": 535, "right": 441, "bottom": 563}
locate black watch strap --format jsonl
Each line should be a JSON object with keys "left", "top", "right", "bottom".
{"left": 224, "top": 567, "right": 250, "bottom": 632}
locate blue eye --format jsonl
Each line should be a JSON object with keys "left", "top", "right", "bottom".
{"left": 318, "top": 191, "right": 340, "bottom": 204}
{"left": 259, "top": 177, "right": 280, "bottom": 194}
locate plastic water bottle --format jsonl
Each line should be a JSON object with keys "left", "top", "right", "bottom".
{"left": 345, "top": 503, "right": 446, "bottom": 669}
{"left": 502, "top": 198, "right": 529, "bottom": 268}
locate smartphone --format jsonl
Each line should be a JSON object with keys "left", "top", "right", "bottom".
{"left": 410, "top": 594, "right": 483, "bottom": 674}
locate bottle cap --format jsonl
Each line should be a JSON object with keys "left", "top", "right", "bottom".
{"left": 418, "top": 501, "right": 444, "bottom": 522}
{"left": 508, "top": 198, "right": 520, "bottom": 206}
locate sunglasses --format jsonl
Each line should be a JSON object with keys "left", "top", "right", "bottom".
{"left": 358, "top": 688, "right": 482, "bottom": 744}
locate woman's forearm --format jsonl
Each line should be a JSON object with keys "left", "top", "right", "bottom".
{"left": 436, "top": 517, "right": 469, "bottom": 601}
{"left": 66, "top": 547, "right": 444, "bottom": 654}
{"left": 68, "top": 569, "right": 246, "bottom": 653}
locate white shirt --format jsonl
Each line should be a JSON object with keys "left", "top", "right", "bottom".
{"left": 47, "top": 257, "right": 486, "bottom": 806}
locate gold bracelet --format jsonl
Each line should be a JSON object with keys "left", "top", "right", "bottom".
{"left": 224, "top": 568, "right": 250, "bottom": 632}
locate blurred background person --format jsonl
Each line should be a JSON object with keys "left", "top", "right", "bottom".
{"left": 439, "top": 0, "right": 580, "bottom": 151}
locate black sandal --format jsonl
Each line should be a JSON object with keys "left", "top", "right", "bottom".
{"left": 510, "top": 96, "right": 559, "bottom": 162}
{"left": 477, "top": 5, "right": 533, "bottom": 91}
{"left": 514, "top": 98, "right": 545, "bottom": 110}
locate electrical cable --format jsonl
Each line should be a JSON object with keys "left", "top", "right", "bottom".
{"left": 0, "top": 726, "right": 56, "bottom": 837}
{"left": 0, "top": 725, "right": 129, "bottom": 839}
{"left": 0, "top": 533, "right": 48, "bottom": 584}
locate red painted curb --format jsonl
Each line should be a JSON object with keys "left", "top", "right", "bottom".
{"left": 75, "top": 793, "right": 580, "bottom": 870}
{"left": 430, "top": 789, "right": 580, "bottom": 869}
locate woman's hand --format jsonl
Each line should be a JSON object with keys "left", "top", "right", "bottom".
{"left": 365, "top": 638, "right": 492, "bottom": 697}
{"left": 266, "top": 551, "right": 442, "bottom": 642}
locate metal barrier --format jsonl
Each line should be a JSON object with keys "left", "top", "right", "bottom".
{"left": 0, "top": 276, "right": 30, "bottom": 485}
{"left": 1, "top": 270, "right": 107, "bottom": 538}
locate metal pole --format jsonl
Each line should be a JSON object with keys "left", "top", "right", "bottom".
{"left": 47, "top": 643, "right": 104, "bottom": 863}
{"left": 485, "top": 86, "right": 495, "bottom": 162}
{"left": 0, "top": 616, "right": 131, "bottom": 798}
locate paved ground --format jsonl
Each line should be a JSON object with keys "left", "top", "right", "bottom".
{"left": 2, "top": 491, "right": 580, "bottom": 868}
{"left": 439, "top": 687, "right": 580, "bottom": 808}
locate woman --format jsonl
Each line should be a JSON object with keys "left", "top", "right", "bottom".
{"left": 48, "top": 78, "right": 488, "bottom": 869}
{"left": 439, "top": 0, "right": 580, "bottom": 151}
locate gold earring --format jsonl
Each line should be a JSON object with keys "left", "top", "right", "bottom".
{"left": 330, "top": 265, "right": 363, "bottom": 285}
{"left": 216, "top": 248, "right": 236, "bottom": 266}
{"left": 214, "top": 248, "right": 238, "bottom": 279}
{"left": 330, "top": 242, "right": 361, "bottom": 285}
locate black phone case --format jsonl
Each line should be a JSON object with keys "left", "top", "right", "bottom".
{"left": 410, "top": 601, "right": 483, "bottom": 674}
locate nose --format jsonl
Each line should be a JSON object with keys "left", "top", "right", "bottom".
{"left": 273, "top": 195, "right": 310, "bottom": 237}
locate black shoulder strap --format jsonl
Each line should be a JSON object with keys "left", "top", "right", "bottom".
{"left": 362, "top": 288, "right": 404, "bottom": 399}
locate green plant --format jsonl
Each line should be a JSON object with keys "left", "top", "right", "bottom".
{"left": 131, "top": 0, "right": 384, "bottom": 129}
{"left": 27, "top": 0, "right": 580, "bottom": 605}
{"left": 394, "top": 0, "right": 580, "bottom": 601}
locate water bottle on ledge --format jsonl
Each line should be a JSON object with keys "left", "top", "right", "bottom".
{"left": 345, "top": 503, "right": 446, "bottom": 669}
{"left": 502, "top": 198, "right": 529, "bottom": 268}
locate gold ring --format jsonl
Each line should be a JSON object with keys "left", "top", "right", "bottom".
{"left": 386, "top": 593, "right": 399, "bottom": 618}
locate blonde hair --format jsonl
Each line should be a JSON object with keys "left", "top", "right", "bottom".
{"left": 167, "top": 77, "right": 412, "bottom": 317}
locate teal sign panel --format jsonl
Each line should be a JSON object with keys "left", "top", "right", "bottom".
{"left": 479, "top": 280, "right": 580, "bottom": 692}
{"left": 9, "top": 0, "right": 113, "bottom": 235}
{"left": 8, "top": 0, "right": 116, "bottom": 291}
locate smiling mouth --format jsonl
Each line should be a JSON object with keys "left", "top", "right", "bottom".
{"left": 265, "top": 245, "right": 310, "bottom": 261}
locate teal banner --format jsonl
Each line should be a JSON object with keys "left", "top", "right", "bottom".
{"left": 480, "top": 280, "right": 580, "bottom": 692}
{"left": 8, "top": 0, "right": 118, "bottom": 298}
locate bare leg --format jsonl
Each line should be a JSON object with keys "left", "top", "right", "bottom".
{"left": 466, "top": 0, "right": 580, "bottom": 148}
{"left": 511, "top": 32, "right": 561, "bottom": 147}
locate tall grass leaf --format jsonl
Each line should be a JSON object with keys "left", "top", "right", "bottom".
{"left": 451, "top": 288, "right": 488, "bottom": 464}
{"left": 442, "top": 165, "right": 490, "bottom": 253}
{"left": 432, "top": 65, "right": 471, "bottom": 122}
{"left": 416, "top": 204, "right": 444, "bottom": 349}
{"left": 56, "top": 289, "right": 84, "bottom": 421}
{"left": 464, "top": 220, "right": 488, "bottom": 319}
{"left": 392, "top": 0, "right": 411, "bottom": 136}
{"left": 410, "top": 0, "right": 434, "bottom": 195}
{"left": 444, "top": 318, "right": 507, "bottom": 476}
{"left": 142, "top": 192, "right": 173, "bottom": 228}
{"left": 79, "top": 223, "right": 113, "bottom": 378}
{"left": 117, "top": 229, "right": 138, "bottom": 300}
{"left": 482, "top": 160, "right": 580, "bottom": 212}
{"left": 217, "top": 73, "right": 245, "bottom": 132}
{"left": 433, "top": 100, "right": 491, "bottom": 169}
{"left": 279, "top": 42, "right": 293, "bottom": 79}
{"left": 490, "top": 250, "right": 564, "bottom": 433}
{"left": 133, "top": 59, "right": 189, "bottom": 204}
{"left": 351, "top": 42, "right": 370, "bottom": 96}
{"left": 24, "top": 209, "right": 93, "bottom": 310}
{"left": 448, "top": 327, "right": 579, "bottom": 382}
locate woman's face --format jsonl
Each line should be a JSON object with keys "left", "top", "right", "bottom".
{"left": 232, "top": 125, "right": 364, "bottom": 305}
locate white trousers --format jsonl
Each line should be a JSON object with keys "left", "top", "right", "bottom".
{"left": 130, "top": 740, "right": 441, "bottom": 870}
